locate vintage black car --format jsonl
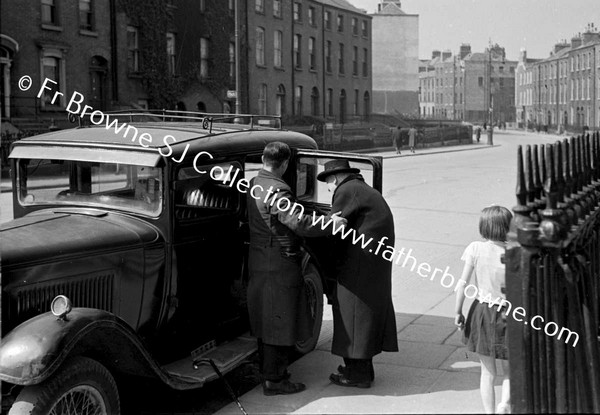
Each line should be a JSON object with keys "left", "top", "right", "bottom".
{"left": 0, "top": 111, "right": 382, "bottom": 414}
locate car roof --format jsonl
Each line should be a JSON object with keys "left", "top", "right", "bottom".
{"left": 15, "top": 122, "right": 318, "bottom": 159}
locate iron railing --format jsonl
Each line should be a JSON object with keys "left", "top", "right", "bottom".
{"left": 506, "top": 131, "right": 600, "bottom": 413}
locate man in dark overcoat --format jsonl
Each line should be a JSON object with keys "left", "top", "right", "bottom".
{"left": 247, "top": 142, "right": 345, "bottom": 396}
{"left": 317, "top": 159, "right": 398, "bottom": 388}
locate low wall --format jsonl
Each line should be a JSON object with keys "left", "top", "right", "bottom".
{"left": 288, "top": 123, "right": 473, "bottom": 152}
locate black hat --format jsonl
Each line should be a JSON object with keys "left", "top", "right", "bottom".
{"left": 317, "top": 159, "right": 360, "bottom": 182}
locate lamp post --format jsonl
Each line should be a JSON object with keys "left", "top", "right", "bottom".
{"left": 234, "top": 0, "right": 241, "bottom": 115}
{"left": 487, "top": 45, "right": 494, "bottom": 145}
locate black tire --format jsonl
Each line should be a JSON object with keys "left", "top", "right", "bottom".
{"left": 295, "top": 262, "right": 324, "bottom": 354}
{"left": 9, "top": 356, "right": 120, "bottom": 415}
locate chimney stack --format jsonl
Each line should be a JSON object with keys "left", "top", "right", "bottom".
{"left": 442, "top": 50, "right": 452, "bottom": 60}
{"left": 571, "top": 35, "right": 582, "bottom": 49}
{"left": 432, "top": 50, "right": 441, "bottom": 59}
{"left": 459, "top": 44, "right": 471, "bottom": 59}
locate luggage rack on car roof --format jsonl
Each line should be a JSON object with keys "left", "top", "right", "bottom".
{"left": 70, "top": 109, "right": 283, "bottom": 134}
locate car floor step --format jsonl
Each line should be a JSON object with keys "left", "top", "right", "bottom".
{"left": 162, "top": 335, "right": 257, "bottom": 386}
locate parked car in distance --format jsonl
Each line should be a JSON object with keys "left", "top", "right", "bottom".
{"left": 0, "top": 111, "right": 383, "bottom": 414}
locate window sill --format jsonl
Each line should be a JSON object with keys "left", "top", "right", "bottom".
{"left": 274, "top": 66, "right": 285, "bottom": 71}
{"left": 256, "top": 64, "right": 267, "bottom": 69}
{"left": 309, "top": 68, "right": 317, "bottom": 73}
{"left": 255, "top": 9, "right": 265, "bottom": 15}
{"left": 128, "top": 72, "right": 143, "bottom": 79}
{"left": 41, "top": 24, "right": 63, "bottom": 32}
{"left": 79, "top": 29, "right": 98, "bottom": 37}
{"left": 295, "top": 66, "right": 303, "bottom": 71}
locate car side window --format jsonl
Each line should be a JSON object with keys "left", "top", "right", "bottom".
{"left": 296, "top": 157, "right": 374, "bottom": 205}
{"left": 174, "top": 161, "right": 241, "bottom": 221}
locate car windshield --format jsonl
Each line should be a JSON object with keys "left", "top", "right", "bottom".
{"left": 17, "top": 159, "right": 163, "bottom": 217}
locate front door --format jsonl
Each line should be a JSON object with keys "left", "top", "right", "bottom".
{"left": 89, "top": 56, "right": 107, "bottom": 110}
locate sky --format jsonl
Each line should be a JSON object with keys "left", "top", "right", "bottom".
{"left": 351, "top": 0, "right": 600, "bottom": 61}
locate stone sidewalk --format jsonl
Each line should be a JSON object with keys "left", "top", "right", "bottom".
{"left": 215, "top": 307, "right": 507, "bottom": 414}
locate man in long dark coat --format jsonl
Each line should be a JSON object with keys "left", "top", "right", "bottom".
{"left": 247, "top": 142, "right": 345, "bottom": 396}
{"left": 317, "top": 159, "right": 398, "bottom": 388}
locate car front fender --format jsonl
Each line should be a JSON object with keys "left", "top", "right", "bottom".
{"left": 0, "top": 308, "right": 157, "bottom": 386}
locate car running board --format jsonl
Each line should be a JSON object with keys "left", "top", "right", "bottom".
{"left": 162, "top": 335, "right": 256, "bottom": 387}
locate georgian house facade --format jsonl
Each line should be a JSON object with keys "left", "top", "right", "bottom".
{"left": 419, "top": 44, "right": 516, "bottom": 124}
{"left": 246, "top": 0, "right": 372, "bottom": 123}
{"left": 515, "top": 26, "right": 600, "bottom": 131}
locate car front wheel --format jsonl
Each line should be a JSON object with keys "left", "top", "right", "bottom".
{"left": 295, "top": 262, "right": 324, "bottom": 354}
{"left": 9, "top": 356, "right": 120, "bottom": 415}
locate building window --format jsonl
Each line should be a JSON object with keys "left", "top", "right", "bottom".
{"left": 361, "top": 20, "right": 368, "bottom": 37}
{"left": 258, "top": 84, "right": 267, "bottom": 114}
{"left": 294, "top": 2, "right": 302, "bottom": 22}
{"left": 229, "top": 0, "right": 234, "bottom": 14}
{"left": 352, "top": 17, "right": 358, "bottom": 35}
{"left": 362, "top": 48, "right": 368, "bottom": 76}
{"left": 352, "top": 46, "right": 358, "bottom": 76}
{"left": 199, "top": 0, "right": 205, "bottom": 12}
{"left": 353, "top": 89, "right": 359, "bottom": 115}
{"left": 478, "top": 77, "right": 483, "bottom": 87}
{"left": 308, "top": 6, "right": 316, "bottom": 26}
{"left": 42, "top": 55, "right": 63, "bottom": 107}
{"left": 295, "top": 86, "right": 303, "bottom": 116}
{"left": 326, "top": 41, "right": 332, "bottom": 73}
{"left": 499, "top": 66, "right": 504, "bottom": 73}
{"left": 309, "top": 37, "right": 316, "bottom": 70}
{"left": 337, "top": 14, "right": 344, "bottom": 32}
{"left": 229, "top": 42, "right": 235, "bottom": 81}
{"left": 276, "top": 84, "right": 286, "bottom": 116}
{"left": 255, "top": 27, "right": 265, "bottom": 66}
{"left": 255, "top": 0, "right": 264, "bottom": 13}
{"left": 41, "top": 0, "right": 58, "bottom": 25}
{"left": 311, "top": 87, "right": 319, "bottom": 116}
{"left": 274, "top": 30, "right": 282, "bottom": 67}
{"left": 127, "top": 26, "right": 139, "bottom": 72}
{"left": 79, "top": 0, "right": 93, "bottom": 30}
{"left": 338, "top": 43, "right": 344, "bottom": 74}
{"left": 166, "top": 32, "right": 176, "bottom": 75}
{"left": 325, "top": 11, "right": 331, "bottom": 30}
{"left": 200, "top": 37, "right": 209, "bottom": 79}
{"left": 294, "top": 34, "right": 301, "bottom": 68}
{"left": 327, "top": 88, "right": 333, "bottom": 116}
{"left": 273, "top": 0, "right": 281, "bottom": 17}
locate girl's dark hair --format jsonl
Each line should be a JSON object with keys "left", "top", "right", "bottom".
{"left": 479, "top": 205, "right": 513, "bottom": 242}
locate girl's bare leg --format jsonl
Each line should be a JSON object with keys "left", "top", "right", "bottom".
{"left": 479, "top": 354, "right": 497, "bottom": 414}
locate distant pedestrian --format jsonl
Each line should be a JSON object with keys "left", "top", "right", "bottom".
{"left": 475, "top": 126, "right": 481, "bottom": 143}
{"left": 455, "top": 206, "right": 512, "bottom": 414}
{"left": 408, "top": 126, "right": 417, "bottom": 153}
{"left": 391, "top": 126, "right": 401, "bottom": 154}
{"left": 483, "top": 122, "right": 487, "bottom": 131}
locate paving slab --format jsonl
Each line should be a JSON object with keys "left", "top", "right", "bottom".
{"left": 397, "top": 323, "right": 456, "bottom": 344}
{"left": 439, "top": 348, "right": 481, "bottom": 373}
{"left": 375, "top": 341, "right": 457, "bottom": 369}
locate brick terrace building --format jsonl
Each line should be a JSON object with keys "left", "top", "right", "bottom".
{"left": 515, "top": 24, "right": 600, "bottom": 131}
{"left": 419, "top": 44, "right": 517, "bottom": 124}
{"left": 1, "top": 0, "right": 245, "bottom": 128}
{"left": 173, "top": 0, "right": 248, "bottom": 113}
{"left": 1, "top": 0, "right": 154, "bottom": 125}
{"left": 246, "top": 0, "right": 372, "bottom": 123}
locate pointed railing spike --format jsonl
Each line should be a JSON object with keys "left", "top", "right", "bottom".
{"left": 516, "top": 145, "right": 527, "bottom": 206}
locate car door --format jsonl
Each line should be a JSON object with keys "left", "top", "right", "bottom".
{"left": 290, "top": 149, "right": 383, "bottom": 297}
